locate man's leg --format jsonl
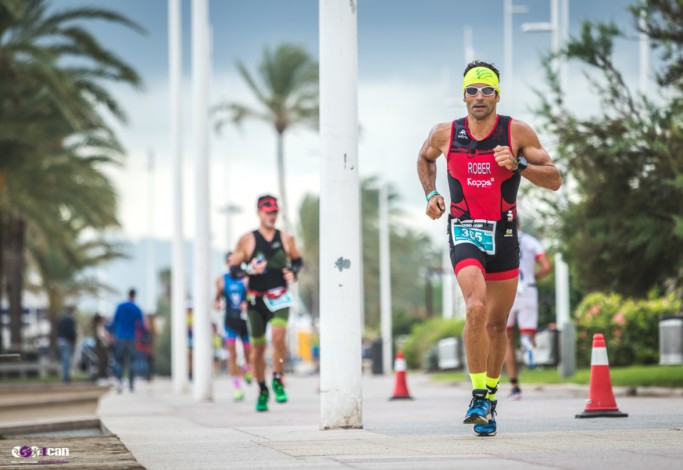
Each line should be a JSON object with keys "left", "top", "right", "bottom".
{"left": 456, "top": 265, "right": 491, "bottom": 424}
{"left": 124, "top": 340, "right": 135, "bottom": 391}
{"left": 226, "top": 337, "right": 244, "bottom": 401}
{"left": 484, "top": 278, "right": 519, "bottom": 396}
{"left": 471, "top": 277, "right": 517, "bottom": 437}
{"left": 241, "top": 338, "right": 253, "bottom": 384}
{"left": 270, "top": 308, "right": 289, "bottom": 403}
{"left": 113, "top": 340, "right": 124, "bottom": 392}
{"left": 504, "top": 328, "right": 522, "bottom": 398}
{"left": 247, "top": 301, "right": 270, "bottom": 411}
{"left": 271, "top": 326, "right": 287, "bottom": 376}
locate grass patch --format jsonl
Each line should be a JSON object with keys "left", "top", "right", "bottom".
{"left": 432, "top": 364, "right": 683, "bottom": 388}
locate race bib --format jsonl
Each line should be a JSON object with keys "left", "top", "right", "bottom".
{"left": 451, "top": 219, "right": 496, "bottom": 255}
{"left": 263, "top": 287, "right": 293, "bottom": 312}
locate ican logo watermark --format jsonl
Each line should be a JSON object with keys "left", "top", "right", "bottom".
{"left": 11, "top": 445, "right": 70, "bottom": 465}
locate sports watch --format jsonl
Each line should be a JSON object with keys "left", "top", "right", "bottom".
{"left": 514, "top": 155, "right": 528, "bottom": 174}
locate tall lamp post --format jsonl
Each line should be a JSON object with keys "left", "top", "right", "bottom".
{"left": 378, "top": 183, "right": 392, "bottom": 375}
{"left": 219, "top": 204, "right": 241, "bottom": 252}
{"left": 521, "top": 0, "right": 569, "bottom": 88}
{"left": 191, "top": 0, "right": 212, "bottom": 402}
{"left": 168, "top": 0, "right": 188, "bottom": 394}
{"left": 522, "top": 0, "right": 574, "bottom": 376}
{"left": 319, "top": 0, "right": 363, "bottom": 430}
{"left": 503, "top": 0, "right": 529, "bottom": 79}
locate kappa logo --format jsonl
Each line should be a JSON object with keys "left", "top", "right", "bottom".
{"left": 457, "top": 129, "right": 468, "bottom": 140}
{"left": 467, "top": 178, "right": 494, "bottom": 188}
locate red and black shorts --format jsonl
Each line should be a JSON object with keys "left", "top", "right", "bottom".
{"left": 447, "top": 216, "right": 519, "bottom": 281}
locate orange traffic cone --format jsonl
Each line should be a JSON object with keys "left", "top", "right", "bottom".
{"left": 575, "top": 333, "right": 628, "bottom": 418}
{"left": 389, "top": 351, "right": 413, "bottom": 400}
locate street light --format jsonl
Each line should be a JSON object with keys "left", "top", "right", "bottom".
{"left": 504, "top": 0, "right": 529, "bottom": 79}
{"left": 219, "top": 203, "right": 241, "bottom": 252}
{"left": 378, "top": 183, "right": 392, "bottom": 375}
{"left": 520, "top": 0, "right": 568, "bottom": 88}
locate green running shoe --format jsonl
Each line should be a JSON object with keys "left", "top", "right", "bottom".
{"left": 256, "top": 388, "right": 269, "bottom": 412}
{"left": 243, "top": 370, "right": 253, "bottom": 385}
{"left": 272, "top": 378, "right": 288, "bottom": 403}
{"left": 233, "top": 389, "right": 245, "bottom": 402}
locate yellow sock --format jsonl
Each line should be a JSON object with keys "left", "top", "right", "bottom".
{"left": 486, "top": 375, "right": 500, "bottom": 401}
{"left": 469, "top": 372, "right": 487, "bottom": 391}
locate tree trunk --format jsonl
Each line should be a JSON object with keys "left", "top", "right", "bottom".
{"left": 6, "top": 215, "right": 26, "bottom": 351}
{"left": 276, "top": 131, "right": 291, "bottom": 233}
{"left": 47, "top": 289, "right": 63, "bottom": 357}
{"left": 425, "top": 274, "right": 433, "bottom": 318}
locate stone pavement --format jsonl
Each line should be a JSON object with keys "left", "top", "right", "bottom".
{"left": 98, "top": 373, "right": 683, "bottom": 469}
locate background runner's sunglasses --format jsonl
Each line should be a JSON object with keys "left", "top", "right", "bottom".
{"left": 464, "top": 86, "right": 497, "bottom": 97}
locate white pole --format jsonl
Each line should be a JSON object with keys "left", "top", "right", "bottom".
{"left": 442, "top": 246, "right": 454, "bottom": 320}
{"left": 554, "top": 252, "right": 570, "bottom": 330}
{"left": 191, "top": 0, "right": 212, "bottom": 402}
{"left": 504, "top": 0, "right": 512, "bottom": 80}
{"left": 146, "top": 150, "right": 157, "bottom": 315}
{"left": 639, "top": 10, "right": 648, "bottom": 94}
{"left": 551, "top": 0, "right": 560, "bottom": 82}
{"left": 503, "top": 2, "right": 528, "bottom": 84}
{"left": 464, "top": 25, "right": 474, "bottom": 65}
{"left": 379, "top": 183, "right": 392, "bottom": 374}
{"left": 319, "top": 0, "right": 362, "bottom": 430}
{"left": 169, "top": 0, "right": 188, "bottom": 394}
{"left": 560, "top": 0, "right": 569, "bottom": 89}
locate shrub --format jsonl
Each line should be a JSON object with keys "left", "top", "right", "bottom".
{"left": 574, "top": 292, "right": 681, "bottom": 367}
{"left": 402, "top": 317, "right": 464, "bottom": 369}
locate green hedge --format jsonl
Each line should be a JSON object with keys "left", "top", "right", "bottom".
{"left": 402, "top": 317, "right": 465, "bottom": 369}
{"left": 574, "top": 292, "right": 681, "bottom": 367}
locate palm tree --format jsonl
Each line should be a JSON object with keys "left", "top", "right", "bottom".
{"left": 0, "top": 0, "right": 143, "bottom": 350}
{"left": 213, "top": 43, "right": 318, "bottom": 231}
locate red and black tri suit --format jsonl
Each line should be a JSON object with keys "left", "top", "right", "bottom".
{"left": 447, "top": 114, "right": 520, "bottom": 281}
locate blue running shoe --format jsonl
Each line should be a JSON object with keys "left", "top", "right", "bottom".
{"left": 463, "top": 389, "right": 491, "bottom": 425}
{"left": 474, "top": 400, "right": 497, "bottom": 436}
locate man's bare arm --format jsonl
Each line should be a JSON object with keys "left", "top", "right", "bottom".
{"left": 535, "top": 254, "right": 552, "bottom": 280}
{"left": 229, "top": 233, "right": 260, "bottom": 278}
{"left": 513, "top": 120, "right": 562, "bottom": 191}
{"left": 417, "top": 123, "right": 450, "bottom": 220}
{"left": 213, "top": 276, "right": 224, "bottom": 310}
{"left": 282, "top": 232, "right": 302, "bottom": 283}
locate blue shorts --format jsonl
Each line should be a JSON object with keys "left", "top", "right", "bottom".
{"left": 225, "top": 317, "right": 250, "bottom": 344}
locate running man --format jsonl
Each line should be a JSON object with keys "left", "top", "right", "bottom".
{"left": 229, "top": 195, "right": 303, "bottom": 412}
{"left": 214, "top": 251, "right": 253, "bottom": 401}
{"left": 417, "top": 60, "right": 561, "bottom": 436}
{"left": 505, "top": 221, "right": 551, "bottom": 399}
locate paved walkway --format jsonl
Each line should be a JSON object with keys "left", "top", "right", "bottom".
{"left": 98, "top": 373, "right": 683, "bottom": 469}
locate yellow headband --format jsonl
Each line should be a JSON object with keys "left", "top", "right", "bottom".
{"left": 462, "top": 66, "right": 500, "bottom": 95}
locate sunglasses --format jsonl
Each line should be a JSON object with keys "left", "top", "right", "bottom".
{"left": 464, "top": 86, "right": 497, "bottom": 97}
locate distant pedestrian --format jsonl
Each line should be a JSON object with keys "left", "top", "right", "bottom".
{"left": 214, "top": 251, "right": 253, "bottom": 402}
{"left": 56, "top": 306, "right": 77, "bottom": 383}
{"left": 135, "top": 314, "right": 155, "bottom": 381}
{"left": 505, "top": 220, "right": 552, "bottom": 399}
{"left": 230, "top": 195, "right": 303, "bottom": 412}
{"left": 92, "top": 313, "right": 111, "bottom": 381}
{"left": 109, "top": 288, "right": 146, "bottom": 393}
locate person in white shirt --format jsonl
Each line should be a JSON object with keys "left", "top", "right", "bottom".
{"left": 505, "top": 221, "right": 551, "bottom": 399}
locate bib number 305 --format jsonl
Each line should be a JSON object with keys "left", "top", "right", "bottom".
{"left": 263, "top": 287, "right": 293, "bottom": 312}
{"left": 451, "top": 219, "right": 496, "bottom": 255}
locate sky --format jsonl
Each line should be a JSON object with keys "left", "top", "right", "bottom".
{"left": 48, "top": 0, "right": 646, "bottom": 312}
